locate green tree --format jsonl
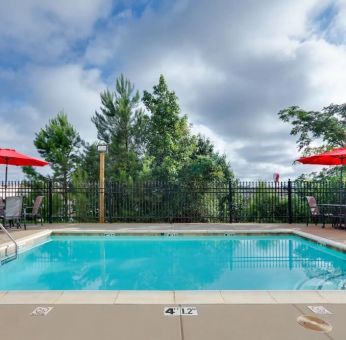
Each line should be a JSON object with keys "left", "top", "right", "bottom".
{"left": 26, "top": 112, "right": 82, "bottom": 221}
{"left": 30, "top": 112, "right": 82, "bottom": 184}
{"left": 78, "top": 143, "right": 99, "bottom": 182}
{"left": 92, "top": 74, "right": 147, "bottom": 181}
{"left": 22, "top": 166, "right": 47, "bottom": 181}
{"left": 176, "top": 135, "right": 234, "bottom": 222}
{"left": 182, "top": 134, "right": 233, "bottom": 182}
{"left": 193, "top": 134, "right": 215, "bottom": 157}
{"left": 244, "top": 182, "right": 288, "bottom": 223}
{"left": 142, "top": 75, "right": 194, "bottom": 181}
{"left": 278, "top": 104, "right": 346, "bottom": 155}
{"left": 70, "top": 168, "right": 98, "bottom": 222}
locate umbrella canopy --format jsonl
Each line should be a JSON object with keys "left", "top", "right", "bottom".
{"left": 0, "top": 148, "right": 48, "bottom": 167}
{"left": 297, "top": 147, "right": 346, "bottom": 166}
{"left": 0, "top": 148, "right": 48, "bottom": 198}
{"left": 297, "top": 147, "right": 346, "bottom": 183}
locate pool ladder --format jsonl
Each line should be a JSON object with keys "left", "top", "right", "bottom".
{"left": 0, "top": 223, "right": 18, "bottom": 264}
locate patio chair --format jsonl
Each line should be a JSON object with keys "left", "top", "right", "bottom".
{"left": 306, "top": 196, "right": 333, "bottom": 228}
{"left": 0, "top": 199, "right": 4, "bottom": 217}
{"left": 24, "top": 195, "right": 44, "bottom": 229}
{"left": 0, "top": 196, "right": 23, "bottom": 229}
{"left": 325, "top": 205, "right": 346, "bottom": 229}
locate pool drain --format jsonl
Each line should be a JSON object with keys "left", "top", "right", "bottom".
{"left": 297, "top": 315, "right": 332, "bottom": 333}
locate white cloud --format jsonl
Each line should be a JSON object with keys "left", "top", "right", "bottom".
{"left": 0, "top": 0, "right": 112, "bottom": 59}
{"left": 103, "top": 0, "right": 346, "bottom": 180}
{"left": 129, "top": 51, "right": 226, "bottom": 110}
{"left": 298, "top": 39, "right": 346, "bottom": 108}
{"left": 0, "top": 121, "right": 24, "bottom": 145}
{"left": 26, "top": 65, "right": 105, "bottom": 142}
{"left": 2, "top": 0, "right": 346, "bottom": 181}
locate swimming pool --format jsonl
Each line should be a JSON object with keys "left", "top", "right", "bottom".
{"left": 1, "top": 234, "right": 346, "bottom": 290}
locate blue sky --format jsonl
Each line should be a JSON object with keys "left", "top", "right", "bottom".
{"left": 0, "top": 0, "right": 346, "bottom": 181}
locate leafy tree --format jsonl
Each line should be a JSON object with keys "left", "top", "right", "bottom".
{"left": 278, "top": 103, "right": 346, "bottom": 181}
{"left": 70, "top": 168, "right": 98, "bottom": 222}
{"left": 22, "top": 166, "right": 47, "bottom": 181}
{"left": 142, "top": 75, "right": 194, "bottom": 181}
{"left": 78, "top": 143, "right": 99, "bottom": 182}
{"left": 29, "top": 112, "right": 82, "bottom": 184}
{"left": 26, "top": 112, "right": 82, "bottom": 221}
{"left": 184, "top": 134, "right": 233, "bottom": 182}
{"left": 278, "top": 104, "right": 346, "bottom": 155}
{"left": 92, "top": 74, "right": 147, "bottom": 181}
{"left": 193, "top": 134, "right": 215, "bottom": 158}
{"left": 244, "top": 182, "right": 288, "bottom": 223}
{"left": 180, "top": 155, "right": 232, "bottom": 183}
{"left": 175, "top": 134, "right": 234, "bottom": 222}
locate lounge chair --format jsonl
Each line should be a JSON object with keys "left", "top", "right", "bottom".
{"left": 24, "top": 195, "right": 44, "bottom": 228}
{"left": 0, "top": 196, "right": 23, "bottom": 228}
{"left": 306, "top": 196, "right": 333, "bottom": 228}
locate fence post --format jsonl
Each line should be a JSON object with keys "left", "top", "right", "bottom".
{"left": 48, "top": 180, "right": 53, "bottom": 224}
{"left": 168, "top": 183, "right": 172, "bottom": 224}
{"left": 228, "top": 180, "right": 233, "bottom": 223}
{"left": 288, "top": 179, "right": 293, "bottom": 224}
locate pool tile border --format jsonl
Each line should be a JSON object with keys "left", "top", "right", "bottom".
{"left": 175, "top": 291, "right": 224, "bottom": 304}
{"left": 116, "top": 291, "right": 174, "bottom": 304}
{"left": 0, "top": 291, "right": 63, "bottom": 304}
{"left": 221, "top": 291, "right": 276, "bottom": 304}
{"left": 57, "top": 291, "right": 119, "bottom": 304}
{"left": 0, "top": 290, "right": 345, "bottom": 305}
{"left": 1, "top": 228, "right": 346, "bottom": 305}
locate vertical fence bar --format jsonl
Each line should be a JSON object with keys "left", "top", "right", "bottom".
{"left": 48, "top": 180, "right": 53, "bottom": 223}
{"left": 228, "top": 180, "right": 233, "bottom": 223}
{"left": 287, "top": 179, "right": 293, "bottom": 224}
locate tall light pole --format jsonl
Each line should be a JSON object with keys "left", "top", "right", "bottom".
{"left": 97, "top": 143, "right": 107, "bottom": 223}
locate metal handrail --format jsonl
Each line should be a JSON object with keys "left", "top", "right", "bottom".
{"left": 0, "top": 223, "right": 18, "bottom": 257}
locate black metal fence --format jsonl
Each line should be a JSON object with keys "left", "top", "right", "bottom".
{"left": 0, "top": 180, "right": 344, "bottom": 223}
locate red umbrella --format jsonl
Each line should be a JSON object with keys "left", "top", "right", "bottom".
{"left": 0, "top": 148, "right": 49, "bottom": 197}
{"left": 297, "top": 147, "right": 346, "bottom": 180}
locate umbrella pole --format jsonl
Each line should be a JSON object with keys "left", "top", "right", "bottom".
{"left": 342, "top": 162, "right": 344, "bottom": 204}
{"left": 341, "top": 164, "right": 343, "bottom": 183}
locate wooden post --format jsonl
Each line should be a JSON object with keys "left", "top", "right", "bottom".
{"left": 99, "top": 151, "right": 105, "bottom": 223}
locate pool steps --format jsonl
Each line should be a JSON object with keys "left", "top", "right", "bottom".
{"left": 0, "top": 230, "right": 51, "bottom": 260}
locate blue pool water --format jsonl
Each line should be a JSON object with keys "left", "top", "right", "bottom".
{"left": 1, "top": 235, "right": 346, "bottom": 290}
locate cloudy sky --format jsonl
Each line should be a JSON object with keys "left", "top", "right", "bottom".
{"left": 1, "top": 0, "right": 346, "bottom": 181}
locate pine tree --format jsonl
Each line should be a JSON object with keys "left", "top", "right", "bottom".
{"left": 92, "top": 75, "right": 147, "bottom": 181}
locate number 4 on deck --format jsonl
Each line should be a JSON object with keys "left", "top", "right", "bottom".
{"left": 164, "top": 307, "right": 180, "bottom": 316}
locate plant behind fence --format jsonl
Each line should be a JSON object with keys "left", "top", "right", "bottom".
{"left": 0, "top": 180, "right": 344, "bottom": 223}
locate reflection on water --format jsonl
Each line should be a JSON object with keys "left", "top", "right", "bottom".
{"left": 1, "top": 235, "right": 346, "bottom": 290}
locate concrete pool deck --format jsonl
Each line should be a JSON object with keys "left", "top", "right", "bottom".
{"left": 0, "top": 304, "right": 346, "bottom": 340}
